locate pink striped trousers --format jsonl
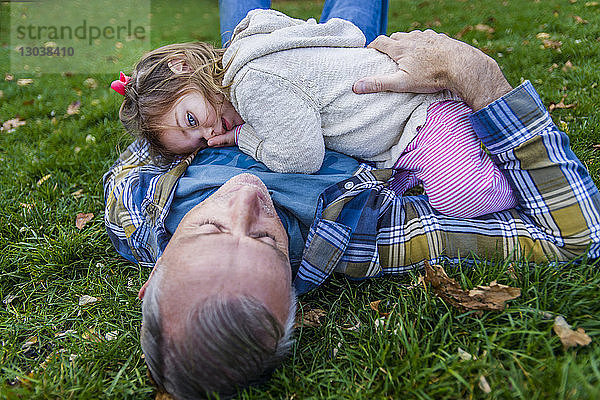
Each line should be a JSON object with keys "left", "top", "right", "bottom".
{"left": 389, "top": 100, "right": 517, "bottom": 218}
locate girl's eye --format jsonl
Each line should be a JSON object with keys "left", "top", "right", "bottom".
{"left": 186, "top": 112, "right": 197, "bottom": 127}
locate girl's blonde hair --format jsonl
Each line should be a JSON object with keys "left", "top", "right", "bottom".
{"left": 119, "top": 42, "right": 228, "bottom": 162}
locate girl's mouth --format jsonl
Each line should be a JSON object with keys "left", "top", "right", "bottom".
{"left": 222, "top": 117, "right": 230, "bottom": 131}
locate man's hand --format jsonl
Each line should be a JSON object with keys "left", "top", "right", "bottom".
{"left": 353, "top": 30, "right": 513, "bottom": 111}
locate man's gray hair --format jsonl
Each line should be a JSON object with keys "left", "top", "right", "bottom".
{"left": 140, "top": 266, "right": 297, "bottom": 400}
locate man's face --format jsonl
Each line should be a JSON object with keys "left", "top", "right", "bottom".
{"left": 139, "top": 173, "right": 292, "bottom": 336}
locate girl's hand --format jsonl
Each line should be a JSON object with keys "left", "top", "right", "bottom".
{"left": 207, "top": 125, "right": 241, "bottom": 147}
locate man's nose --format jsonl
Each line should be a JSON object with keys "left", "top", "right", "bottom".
{"left": 227, "top": 189, "right": 263, "bottom": 233}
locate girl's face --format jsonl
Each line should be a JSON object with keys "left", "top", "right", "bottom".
{"left": 160, "top": 92, "right": 243, "bottom": 155}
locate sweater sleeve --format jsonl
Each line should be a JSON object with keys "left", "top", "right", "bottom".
{"left": 233, "top": 68, "right": 325, "bottom": 174}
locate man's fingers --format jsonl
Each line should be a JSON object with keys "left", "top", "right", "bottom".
{"left": 353, "top": 72, "right": 409, "bottom": 94}
{"left": 366, "top": 35, "right": 400, "bottom": 55}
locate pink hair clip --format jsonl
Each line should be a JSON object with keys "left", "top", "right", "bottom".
{"left": 110, "top": 71, "right": 130, "bottom": 96}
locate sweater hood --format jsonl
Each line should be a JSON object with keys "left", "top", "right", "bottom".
{"left": 222, "top": 9, "right": 366, "bottom": 86}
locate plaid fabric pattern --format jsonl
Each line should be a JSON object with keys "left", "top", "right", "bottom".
{"left": 103, "top": 141, "right": 196, "bottom": 268}
{"left": 293, "top": 81, "right": 600, "bottom": 294}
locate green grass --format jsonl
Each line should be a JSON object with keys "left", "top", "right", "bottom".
{"left": 1, "top": 0, "right": 599, "bottom": 398}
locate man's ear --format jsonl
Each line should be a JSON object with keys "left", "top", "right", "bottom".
{"left": 138, "top": 267, "right": 157, "bottom": 300}
{"left": 167, "top": 57, "right": 192, "bottom": 74}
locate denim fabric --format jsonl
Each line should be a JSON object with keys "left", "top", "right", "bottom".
{"left": 164, "top": 147, "right": 360, "bottom": 272}
{"left": 218, "top": 0, "right": 388, "bottom": 45}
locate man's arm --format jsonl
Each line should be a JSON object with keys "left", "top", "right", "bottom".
{"left": 353, "top": 30, "right": 512, "bottom": 111}
{"left": 294, "top": 31, "right": 600, "bottom": 293}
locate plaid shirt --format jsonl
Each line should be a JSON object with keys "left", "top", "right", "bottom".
{"left": 103, "top": 81, "right": 600, "bottom": 293}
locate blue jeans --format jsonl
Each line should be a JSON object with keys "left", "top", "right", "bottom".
{"left": 218, "top": 0, "right": 388, "bottom": 46}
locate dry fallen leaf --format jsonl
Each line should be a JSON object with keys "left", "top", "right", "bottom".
{"left": 548, "top": 63, "right": 559, "bottom": 72}
{"left": 553, "top": 316, "right": 592, "bottom": 349}
{"left": 573, "top": 15, "right": 589, "bottom": 24}
{"left": 455, "top": 25, "right": 473, "bottom": 39}
{"left": 424, "top": 262, "right": 521, "bottom": 312}
{"left": 562, "top": 60, "right": 575, "bottom": 72}
{"left": 17, "top": 78, "right": 34, "bottom": 86}
{"left": 75, "top": 213, "right": 94, "bottom": 230}
{"left": 155, "top": 392, "right": 175, "bottom": 400}
{"left": 542, "top": 39, "right": 562, "bottom": 50}
{"left": 478, "top": 375, "right": 492, "bottom": 393}
{"left": 83, "top": 77, "right": 98, "bottom": 89}
{"left": 294, "top": 308, "right": 326, "bottom": 328}
{"left": 2, "top": 294, "right": 17, "bottom": 304}
{"left": 1, "top": 117, "right": 26, "bottom": 132}
{"left": 474, "top": 24, "right": 495, "bottom": 34}
{"left": 78, "top": 294, "right": 100, "bottom": 306}
{"left": 549, "top": 94, "right": 577, "bottom": 112}
{"left": 374, "top": 316, "right": 387, "bottom": 332}
{"left": 369, "top": 300, "right": 382, "bottom": 312}
{"left": 19, "top": 202, "right": 34, "bottom": 210}
{"left": 66, "top": 101, "right": 81, "bottom": 115}
{"left": 36, "top": 174, "right": 51, "bottom": 186}
{"left": 536, "top": 32, "right": 550, "bottom": 39}
{"left": 5, "top": 73, "right": 14, "bottom": 81}
{"left": 71, "top": 189, "right": 84, "bottom": 198}
{"left": 21, "top": 335, "right": 38, "bottom": 350}
{"left": 457, "top": 347, "right": 476, "bottom": 361}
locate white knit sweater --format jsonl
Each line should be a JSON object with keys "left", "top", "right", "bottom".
{"left": 223, "top": 9, "right": 458, "bottom": 173}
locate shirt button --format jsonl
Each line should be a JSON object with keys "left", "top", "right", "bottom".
{"left": 344, "top": 181, "right": 355, "bottom": 190}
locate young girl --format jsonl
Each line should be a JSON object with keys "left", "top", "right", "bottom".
{"left": 112, "top": 9, "right": 516, "bottom": 218}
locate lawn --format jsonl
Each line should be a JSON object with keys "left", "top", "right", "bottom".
{"left": 1, "top": 0, "right": 599, "bottom": 398}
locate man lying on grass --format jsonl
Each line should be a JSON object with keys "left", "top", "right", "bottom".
{"left": 104, "top": 26, "right": 600, "bottom": 400}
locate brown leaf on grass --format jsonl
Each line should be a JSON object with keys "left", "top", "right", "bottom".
{"left": 17, "top": 78, "right": 33, "bottom": 86}
{"left": 369, "top": 300, "right": 382, "bottom": 312}
{"left": 573, "top": 15, "right": 589, "bottom": 24}
{"left": 78, "top": 294, "right": 100, "bottom": 306}
{"left": 36, "top": 174, "right": 51, "bottom": 186}
{"left": 455, "top": 25, "right": 473, "bottom": 39}
{"left": 478, "top": 375, "right": 492, "bottom": 393}
{"left": 5, "top": 73, "right": 14, "bottom": 81}
{"left": 553, "top": 316, "right": 592, "bottom": 349}
{"left": 457, "top": 347, "right": 476, "bottom": 361}
{"left": 562, "top": 60, "right": 575, "bottom": 72}
{"left": 548, "top": 63, "right": 559, "bottom": 72}
{"left": 542, "top": 39, "right": 562, "bottom": 50}
{"left": 75, "top": 213, "right": 94, "bottom": 230}
{"left": 71, "top": 189, "right": 84, "bottom": 198}
{"left": 424, "top": 262, "right": 521, "bottom": 312}
{"left": 1, "top": 117, "right": 26, "bottom": 132}
{"left": 536, "top": 32, "right": 550, "bottom": 39}
{"left": 66, "top": 101, "right": 81, "bottom": 115}
{"left": 83, "top": 77, "right": 98, "bottom": 89}
{"left": 294, "top": 308, "right": 326, "bottom": 328}
{"left": 474, "top": 24, "right": 495, "bottom": 34}
{"left": 155, "top": 392, "right": 175, "bottom": 400}
{"left": 549, "top": 94, "right": 577, "bottom": 112}
{"left": 22, "top": 99, "right": 34, "bottom": 106}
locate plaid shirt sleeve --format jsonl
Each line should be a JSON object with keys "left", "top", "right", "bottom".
{"left": 103, "top": 140, "right": 196, "bottom": 268}
{"left": 294, "top": 81, "right": 600, "bottom": 294}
